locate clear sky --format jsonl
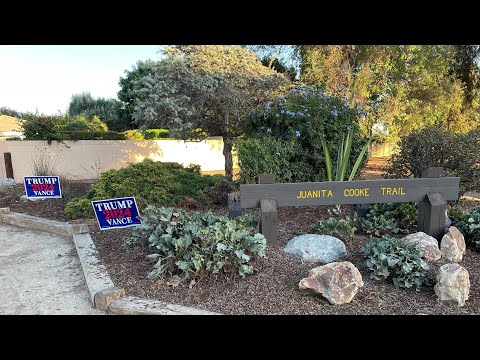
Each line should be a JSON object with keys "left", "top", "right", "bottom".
{"left": 0, "top": 45, "right": 163, "bottom": 115}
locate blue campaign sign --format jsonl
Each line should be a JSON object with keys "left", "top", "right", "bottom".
{"left": 24, "top": 176, "right": 62, "bottom": 198}
{"left": 91, "top": 197, "right": 142, "bottom": 230}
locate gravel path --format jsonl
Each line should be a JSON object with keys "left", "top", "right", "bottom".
{"left": 0, "top": 222, "right": 102, "bottom": 315}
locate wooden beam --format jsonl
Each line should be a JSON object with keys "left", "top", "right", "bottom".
{"left": 240, "top": 177, "right": 460, "bottom": 209}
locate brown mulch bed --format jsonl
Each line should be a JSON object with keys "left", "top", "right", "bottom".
{"left": 2, "top": 163, "right": 480, "bottom": 314}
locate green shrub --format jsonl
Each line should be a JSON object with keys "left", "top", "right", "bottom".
{"left": 21, "top": 115, "right": 66, "bottom": 142}
{"left": 235, "top": 136, "right": 318, "bottom": 184}
{"left": 64, "top": 197, "right": 94, "bottom": 219}
{"left": 241, "top": 86, "right": 369, "bottom": 183}
{"left": 62, "top": 130, "right": 126, "bottom": 140}
{"left": 456, "top": 206, "right": 480, "bottom": 249}
{"left": 202, "top": 177, "right": 238, "bottom": 206}
{"left": 309, "top": 217, "right": 357, "bottom": 241}
{"left": 123, "top": 130, "right": 144, "bottom": 140}
{"left": 145, "top": 129, "right": 170, "bottom": 139}
{"left": 121, "top": 129, "right": 170, "bottom": 140}
{"left": 384, "top": 127, "right": 480, "bottom": 195}
{"left": 5, "top": 136, "right": 21, "bottom": 141}
{"left": 64, "top": 159, "right": 221, "bottom": 219}
{"left": 365, "top": 203, "right": 418, "bottom": 229}
{"left": 363, "top": 236, "right": 431, "bottom": 291}
{"left": 65, "top": 114, "right": 109, "bottom": 132}
{"left": 360, "top": 215, "right": 401, "bottom": 237}
{"left": 359, "top": 203, "right": 418, "bottom": 236}
{"left": 128, "top": 206, "right": 267, "bottom": 281}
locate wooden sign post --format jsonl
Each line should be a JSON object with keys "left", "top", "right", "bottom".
{"left": 240, "top": 172, "right": 460, "bottom": 244}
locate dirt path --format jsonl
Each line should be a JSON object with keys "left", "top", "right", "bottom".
{"left": 0, "top": 222, "right": 102, "bottom": 315}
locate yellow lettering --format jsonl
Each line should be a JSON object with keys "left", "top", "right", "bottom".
{"left": 392, "top": 188, "right": 398, "bottom": 195}
{"left": 386, "top": 188, "right": 392, "bottom": 195}
{"left": 313, "top": 190, "right": 319, "bottom": 198}
{"left": 344, "top": 189, "right": 349, "bottom": 197}
{"left": 307, "top": 191, "right": 312, "bottom": 198}
{"left": 327, "top": 190, "right": 333, "bottom": 197}
{"left": 297, "top": 191, "right": 306, "bottom": 199}
{"left": 321, "top": 189, "right": 327, "bottom": 197}
{"left": 365, "top": 188, "right": 370, "bottom": 197}
{"left": 401, "top": 187, "right": 406, "bottom": 195}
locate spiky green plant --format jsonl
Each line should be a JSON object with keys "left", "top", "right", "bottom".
{"left": 320, "top": 129, "right": 371, "bottom": 182}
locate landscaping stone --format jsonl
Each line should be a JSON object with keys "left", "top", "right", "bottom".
{"left": 299, "top": 261, "right": 363, "bottom": 305}
{"left": 284, "top": 234, "right": 346, "bottom": 263}
{"left": 440, "top": 226, "right": 466, "bottom": 262}
{"left": 402, "top": 232, "right": 441, "bottom": 261}
{"left": 434, "top": 263, "right": 470, "bottom": 307}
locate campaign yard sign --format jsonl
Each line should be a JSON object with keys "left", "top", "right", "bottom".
{"left": 24, "top": 176, "right": 62, "bottom": 198}
{"left": 92, "top": 197, "right": 141, "bottom": 230}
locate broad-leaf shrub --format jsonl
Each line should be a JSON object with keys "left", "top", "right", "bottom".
{"left": 384, "top": 127, "right": 480, "bottom": 195}
{"left": 64, "top": 159, "right": 220, "bottom": 219}
{"left": 128, "top": 206, "right": 267, "bottom": 280}
{"left": 235, "top": 136, "right": 318, "bottom": 183}
{"left": 309, "top": 217, "right": 357, "bottom": 241}
{"left": 359, "top": 203, "right": 418, "bottom": 236}
{"left": 456, "top": 206, "right": 480, "bottom": 249}
{"left": 363, "top": 236, "right": 431, "bottom": 291}
{"left": 239, "top": 86, "right": 369, "bottom": 183}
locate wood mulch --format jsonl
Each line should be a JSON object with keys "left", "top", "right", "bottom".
{"left": 2, "top": 158, "right": 480, "bottom": 314}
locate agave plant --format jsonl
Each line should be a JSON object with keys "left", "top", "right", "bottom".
{"left": 320, "top": 129, "right": 371, "bottom": 182}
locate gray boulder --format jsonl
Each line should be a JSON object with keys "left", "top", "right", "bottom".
{"left": 284, "top": 234, "right": 346, "bottom": 263}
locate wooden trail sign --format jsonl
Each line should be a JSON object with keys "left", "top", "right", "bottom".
{"left": 238, "top": 171, "right": 460, "bottom": 244}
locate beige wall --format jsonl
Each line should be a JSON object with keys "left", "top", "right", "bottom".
{"left": 0, "top": 137, "right": 238, "bottom": 182}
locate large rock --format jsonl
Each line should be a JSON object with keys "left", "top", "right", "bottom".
{"left": 402, "top": 232, "right": 441, "bottom": 261}
{"left": 434, "top": 264, "right": 470, "bottom": 307}
{"left": 441, "top": 226, "right": 466, "bottom": 262}
{"left": 299, "top": 261, "right": 363, "bottom": 305}
{"left": 284, "top": 234, "right": 346, "bottom": 263}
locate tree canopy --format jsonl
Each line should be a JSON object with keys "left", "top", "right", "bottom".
{"left": 132, "top": 45, "right": 291, "bottom": 179}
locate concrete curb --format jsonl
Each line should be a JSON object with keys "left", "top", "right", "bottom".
{"left": 72, "top": 233, "right": 123, "bottom": 309}
{"left": 0, "top": 208, "right": 220, "bottom": 315}
{"left": 109, "top": 296, "right": 219, "bottom": 315}
{"left": 0, "top": 208, "right": 88, "bottom": 235}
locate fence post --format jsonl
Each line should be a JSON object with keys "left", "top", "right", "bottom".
{"left": 417, "top": 167, "right": 446, "bottom": 241}
{"left": 260, "top": 199, "right": 278, "bottom": 245}
{"left": 4, "top": 152, "right": 14, "bottom": 179}
{"left": 227, "top": 191, "right": 242, "bottom": 219}
{"left": 258, "top": 173, "right": 275, "bottom": 233}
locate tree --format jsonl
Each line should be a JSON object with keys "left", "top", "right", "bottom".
{"left": 451, "top": 45, "right": 480, "bottom": 105}
{"left": 68, "top": 92, "right": 124, "bottom": 131}
{"left": 298, "top": 45, "right": 480, "bottom": 138}
{"left": 117, "top": 60, "right": 156, "bottom": 131}
{"left": 133, "top": 45, "right": 291, "bottom": 180}
{"left": 260, "top": 56, "right": 297, "bottom": 81}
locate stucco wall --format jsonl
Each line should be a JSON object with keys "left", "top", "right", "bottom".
{"left": 0, "top": 137, "right": 238, "bottom": 182}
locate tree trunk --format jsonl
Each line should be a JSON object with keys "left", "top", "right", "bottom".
{"left": 223, "top": 136, "right": 233, "bottom": 181}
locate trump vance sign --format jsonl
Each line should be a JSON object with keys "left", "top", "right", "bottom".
{"left": 92, "top": 197, "right": 141, "bottom": 230}
{"left": 24, "top": 176, "right": 62, "bottom": 198}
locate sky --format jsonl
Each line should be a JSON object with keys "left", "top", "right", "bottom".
{"left": 0, "top": 45, "right": 163, "bottom": 115}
